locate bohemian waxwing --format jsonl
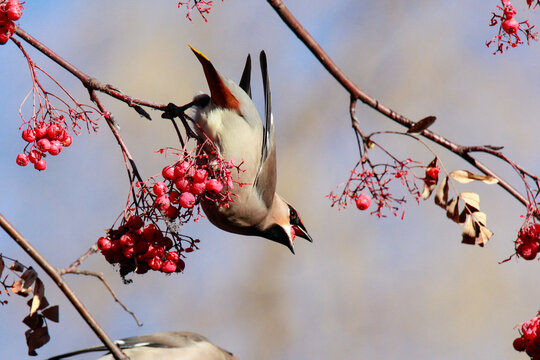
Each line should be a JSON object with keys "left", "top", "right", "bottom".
{"left": 183, "top": 47, "right": 312, "bottom": 254}
{"left": 47, "top": 331, "right": 238, "bottom": 360}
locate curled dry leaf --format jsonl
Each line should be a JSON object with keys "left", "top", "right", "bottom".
{"left": 12, "top": 280, "right": 30, "bottom": 297}
{"left": 41, "top": 305, "right": 59, "bottom": 322}
{"left": 407, "top": 115, "right": 436, "bottom": 134}
{"left": 10, "top": 260, "right": 24, "bottom": 272}
{"left": 434, "top": 176, "right": 449, "bottom": 208}
{"left": 30, "top": 279, "right": 44, "bottom": 316}
{"left": 459, "top": 192, "right": 480, "bottom": 212}
{"left": 422, "top": 157, "right": 439, "bottom": 200}
{"left": 23, "top": 313, "right": 44, "bottom": 330}
{"left": 21, "top": 267, "right": 37, "bottom": 290}
{"left": 25, "top": 326, "right": 50, "bottom": 356}
{"left": 462, "top": 211, "right": 493, "bottom": 246}
{"left": 449, "top": 170, "right": 498, "bottom": 184}
{"left": 0, "top": 256, "right": 4, "bottom": 278}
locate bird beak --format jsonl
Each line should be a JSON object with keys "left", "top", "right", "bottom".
{"left": 189, "top": 45, "right": 241, "bottom": 113}
{"left": 292, "top": 223, "right": 312, "bottom": 243}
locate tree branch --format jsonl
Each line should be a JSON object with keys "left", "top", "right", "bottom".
{"left": 266, "top": 0, "right": 533, "bottom": 211}
{"left": 0, "top": 212, "right": 128, "bottom": 360}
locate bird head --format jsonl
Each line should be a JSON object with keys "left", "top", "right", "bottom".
{"left": 260, "top": 196, "right": 312, "bottom": 254}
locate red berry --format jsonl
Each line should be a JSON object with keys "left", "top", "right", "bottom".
{"left": 155, "top": 194, "right": 171, "bottom": 211}
{"left": 164, "top": 205, "right": 179, "bottom": 219}
{"left": 205, "top": 178, "right": 223, "bottom": 193}
{"left": 28, "top": 149, "right": 42, "bottom": 164}
{"left": 62, "top": 136, "right": 73, "bottom": 147}
{"left": 193, "top": 169, "right": 208, "bottom": 183}
{"left": 22, "top": 128, "right": 36, "bottom": 142}
{"left": 119, "top": 233, "right": 136, "bottom": 248}
{"left": 142, "top": 224, "right": 160, "bottom": 241}
{"left": 174, "top": 161, "right": 191, "bottom": 179}
{"left": 48, "top": 140, "right": 63, "bottom": 155}
{"left": 159, "top": 236, "right": 174, "bottom": 250}
{"left": 179, "top": 192, "right": 196, "bottom": 208}
{"left": 169, "top": 190, "right": 180, "bottom": 204}
{"left": 46, "top": 123, "right": 63, "bottom": 140}
{"left": 175, "top": 259, "right": 186, "bottom": 272}
{"left": 122, "top": 246, "right": 135, "bottom": 259}
{"left": 16, "top": 153, "right": 29, "bottom": 166}
{"left": 161, "top": 260, "right": 177, "bottom": 273}
{"left": 518, "top": 243, "right": 538, "bottom": 260}
{"left": 162, "top": 165, "right": 176, "bottom": 180}
{"left": 34, "top": 123, "right": 47, "bottom": 139}
{"left": 514, "top": 337, "right": 527, "bottom": 352}
{"left": 153, "top": 181, "right": 168, "bottom": 196}
{"left": 34, "top": 158, "right": 47, "bottom": 171}
{"left": 166, "top": 251, "right": 179, "bottom": 262}
{"left": 5, "top": 0, "right": 22, "bottom": 21}
{"left": 175, "top": 178, "right": 191, "bottom": 192}
{"left": 148, "top": 256, "right": 163, "bottom": 271}
{"left": 36, "top": 138, "right": 51, "bottom": 152}
{"left": 355, "top": 193, "right": 371, "bottom": 210}
{"left": 502, "top": 18, "right": 519, "bottom": 34}
{"left": 0, "top": 18, "right": 14, "bottom": 45}
{"left": 127, "top": 215, "right": 144, "bottom": 230}
{"left": 134, "top": 240, "right": 149, "bottom": 255}
{"left": 97, "top": 237, "right": 112, "bottom": 251}
{"left": 426, "top": 166, "right": 440, "bottom": 180}
{"left": 190, "top": 181, "right": 206, "bottom": 195}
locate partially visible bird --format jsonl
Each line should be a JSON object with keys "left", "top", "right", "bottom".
{"left": 47, "top": 331, "right": 238, "bottom": 360}
{"left": 184, "top": 47, "right": 312, "bottom": 254}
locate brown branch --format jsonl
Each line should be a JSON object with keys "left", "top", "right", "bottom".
{"left": 63, "top": 245, "right": 98, "bottom": 274}
{"left": 267, "top": 0, "right": 532, "bottom": 210}
{"left": 14, "top": 26, "right": 167, "bottom": 112}
{"left": 0, "top": 212, "right": 129, "bottom": 360}
{"left": 61, "top": 269, "right": 143, "bottom": 327}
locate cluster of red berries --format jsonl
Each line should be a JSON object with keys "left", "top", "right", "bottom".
{"left": 98, "top": 215, "right": 194, "bottom": 275}
{"left": 487, "top": 0, "right": 538, "bottom": 54}
{"left": 16, "top": 119, "right": 73, "bottom": 171}
{"left": 154, "top": 156, "right": 232, "bottom": 219}
{"left": 513, "top": 312, "right": 540, "bottom": 359}
{"left": 0, "top": 0, "right": 22, "bottom": 45}
{"left": 515, "top": 223, "right": 540, "bottom": 261}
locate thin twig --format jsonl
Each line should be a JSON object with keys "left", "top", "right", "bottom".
{"left": 0, "top": 212, "right": 128, "bottom": 360}
{"left": 62, "top": 269, "right": 143, "bottom": 327}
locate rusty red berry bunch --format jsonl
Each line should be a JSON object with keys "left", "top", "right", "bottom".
{"left": 0, "top": 0, "right": 23, "bottom": 45}
{"left": 514, "top": 223, "right": 540, "bottom": 261}
{"left": 513, "top": 312, "right": 540, "bottom": 358}
{"left": 487, "top": 0, "right": 538, "bottom": 54}
{"left": 328, "top": 158, "right": 424, "bottom": 218}
{"left": 16, "top": 118, "right": 73, "bottom": 171}
{"left": 98, "top": 217, "right": 193, "bottom": 278}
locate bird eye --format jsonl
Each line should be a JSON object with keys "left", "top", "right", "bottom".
{"left": 289, "top": 208, "right": 296, "bottom": 218}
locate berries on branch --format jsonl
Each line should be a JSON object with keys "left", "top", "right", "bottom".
{"left": 0, "top": 0, "right": 23, "bottom": 45}
{"left": 97, "top": 140, "right": 244, "bottom": 280}
{"left": 177, "top": 0, "right": 223, "bottom": 22}
{"left": 513, "top": 311, "right": 540, "bottom": 359}
{"left": 486, "top": 0, "right": 538, "bottom": 54}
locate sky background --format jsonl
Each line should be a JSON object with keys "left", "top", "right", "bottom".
{"left": 1, "top": 1, "right": 540, "bottom": 359}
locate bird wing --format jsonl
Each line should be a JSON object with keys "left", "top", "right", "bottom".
{"left": 238, "top": 54, "right": 252, "bottom": 99}
{"left": 253, "top": 50, "right": 277, "bottom": 208}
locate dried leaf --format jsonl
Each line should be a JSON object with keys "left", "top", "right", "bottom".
{"left": 422, "top": 180, "right": 437, "bottom": 200}
{"left": 478, "top": 225, "right": 494, "bottom": 246}
{"left": 25, "top": 326, "right": 50, "bottom": 355}
{"left": 434, "top": 176, "right": 449, "bottom": 208}
{"left": 12, "top": 280, "right": 29, "bottom": 297}
{"left": 27, "top": 296, "right": 49, "bottom": 311}
{"left": 30, "top": 279, "right": 44, "bottom": 316}
{"left": 445, "top": 198, "right": 466, "bottom": 224}
{"left": 427, "top": 157, "right": 438, "bottom": 168}
{"left": 407, "top": 115, "right": 436, "bottom": 133}
{"left": 450, "top": 170, "right": 498, "bottom": 185}
{"left": 459, "top": 192, "right": 480, "bottom": 212}
{"left": 21, "top": 267, "right": 37, "bottom": 290}
{"left": 0, "top": 256, "right": 4, "bottom": 278}
{"left": 471, "top": 211, "right": 487, "bottom": 227}
{"left": 10, "top": 261, "right": 24, "bottom": 272}
{"left": 462, "top": 215, "right": 477, "bottom": 245}
{"left": 42, "top": 305, "right": 59, "bottom": 322}
{"left": 23, "top": 313, "right": 44, "bottom": 330}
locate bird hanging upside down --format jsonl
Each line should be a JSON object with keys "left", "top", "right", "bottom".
{"left": 181, "top": 47, "right": 312, "bottom": 254}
